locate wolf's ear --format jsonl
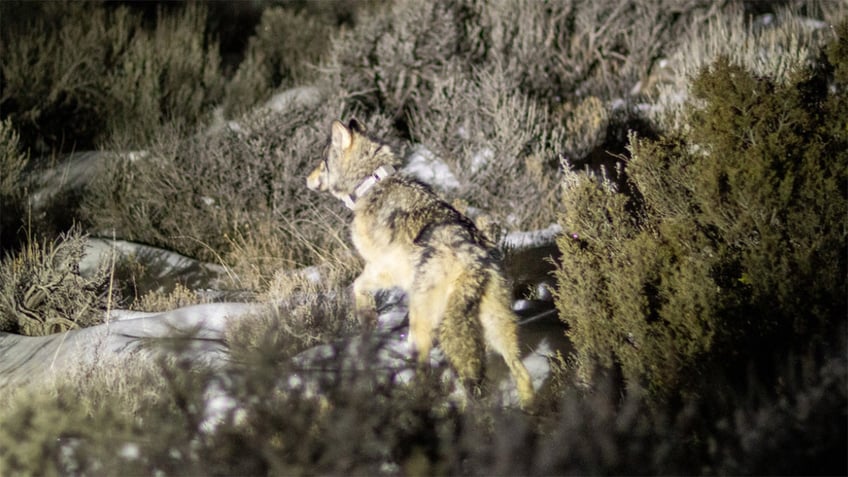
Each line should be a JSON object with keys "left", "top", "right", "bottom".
{"left": 348, "top": 118, "right": 366, "bottom": 134}
{"left": 331, "top": 120, "right": 352, "bottom": 150}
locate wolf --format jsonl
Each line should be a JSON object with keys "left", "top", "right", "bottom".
{"left": 307, "top": 119, "right": 534, "bottom": 407}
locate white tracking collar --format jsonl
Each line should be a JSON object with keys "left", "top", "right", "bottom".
{"left": 343, "top": 165, "right": 396, "bottom": 209}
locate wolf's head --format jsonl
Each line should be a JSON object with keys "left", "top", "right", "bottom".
{"left": 307, "top": 119, "right": 397, "bottom": 206}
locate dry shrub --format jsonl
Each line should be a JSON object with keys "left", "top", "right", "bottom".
{"left": 104, "top": 3, "right": 224, "bottom": 149}
{"left": 0, "top": 227, "right": 116, "bottom": 335}
{"left": 0, "top": 1, "right": 223, "bottom": 153}
{"left": 0, "top": 119, "right": 29, "bottom": 250}
{"left": 325, "top": 0, "right": 722, "bottom": 231}
{"left": 558, "top": 96, "right": 610, "bottom": 162}
{"left": 467, "top": 0, "right": 716, "bottom": 102}
{"left": 223, "top": 7, "right": 335, "bottom": 117}
{"left": 410, "top": 63, "right": 565, "bottom": 231}
{"left": 1, "top": 1, "right": 124, "bottom": 152}
{"left": 226, "top": 275, "right": 356, "bottom": 365}
{"left": 219, "top": 193, "right": 364, "bottom": 294}
{"left": 83, "top": 94, "right": 371, "bottom": 294}
{"left": 0, "top": 119, "right": 28, "bottom": 199}
{"left": 88, "top": 109, "right": 295, "bottom": 260}
{"left": 326, "top": 0, "right": 692, "bottom": 128}
{"left": 132, "top": 283, "right": 207, "bottom": 314}
{"left": 324, "top": 0, "right": 465, "bottom": 123}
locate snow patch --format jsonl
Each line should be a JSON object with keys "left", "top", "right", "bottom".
{"left": 301, "top": 266, "right": 323, "bottom": 284}
{"left": 119, "top": 443, "right": 141, "bottom": 461}
{"left": 403, "top": 145, "right": 460, "bottom": 191}
{"left": 262, "top": 86, "right": 322, "bottom": 112}
{"left": 200, "top": 380, "right": 245, "bottom": 433}
{"left": 470, "top": 147, "right": 494, "bottom": 174}
{"left": 500, "top": 223, "right": 562, "bottom": 250}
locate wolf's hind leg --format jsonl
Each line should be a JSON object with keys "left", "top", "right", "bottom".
{"left": 407, "top": 292, "right": 442, "bottom": 369}
{"left": 438, "top": 282, "right": 486, "bottom": 390}
{"left": 408, "top": 256, "right": 459, "bottom": 369}
{"left": 479, "top": 282, "right": 535, "bottom": 408}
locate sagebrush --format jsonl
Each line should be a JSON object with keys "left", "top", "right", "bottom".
{"left": 0, "top": 227, "right": 116, "bottom": 335}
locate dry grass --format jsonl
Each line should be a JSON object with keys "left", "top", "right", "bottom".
{"left": 131, "top": 283, "right": 209, "bottom": 314}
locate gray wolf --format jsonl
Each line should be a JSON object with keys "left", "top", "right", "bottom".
{"left": 307, "top": 119, "right": 534, "bottom": 407}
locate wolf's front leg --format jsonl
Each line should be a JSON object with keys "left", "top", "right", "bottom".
{"left": 352, "top": 263, "right": 392, "bottom": 327}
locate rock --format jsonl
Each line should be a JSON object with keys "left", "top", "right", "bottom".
{"left": 81, "top": 238, "right": 232, "bottom": 295}
{"left": 0, "top": 302, "right": 260, "bottom": 389}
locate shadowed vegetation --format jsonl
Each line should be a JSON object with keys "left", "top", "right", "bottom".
{"left": 0, "top": 1, "right": 844, "bottom": 475}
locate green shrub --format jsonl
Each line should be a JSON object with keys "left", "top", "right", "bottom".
{"left": 555, "top": 31, "right": 848, "bottom": 401}
{"left": 0, "top": 227, "right": 116, "bottom": 335}
{"left": 705, "top": 353, "right": 847, "bottom": 475}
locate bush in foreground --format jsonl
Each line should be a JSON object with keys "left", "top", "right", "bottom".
{"left": 0, "top": 308, "right": 843, "bottom": 475}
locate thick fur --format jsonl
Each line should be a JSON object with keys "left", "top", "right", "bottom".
{"left": 307, "top": 119, "right": 534, "bottom": 407}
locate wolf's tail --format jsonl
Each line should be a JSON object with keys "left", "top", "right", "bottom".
{"left": 438, "top": 269, "right": 487, "bottom": 387}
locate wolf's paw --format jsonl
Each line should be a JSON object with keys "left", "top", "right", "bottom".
{"left": 355, "top": 307, "right": 379, "bottom": 328}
